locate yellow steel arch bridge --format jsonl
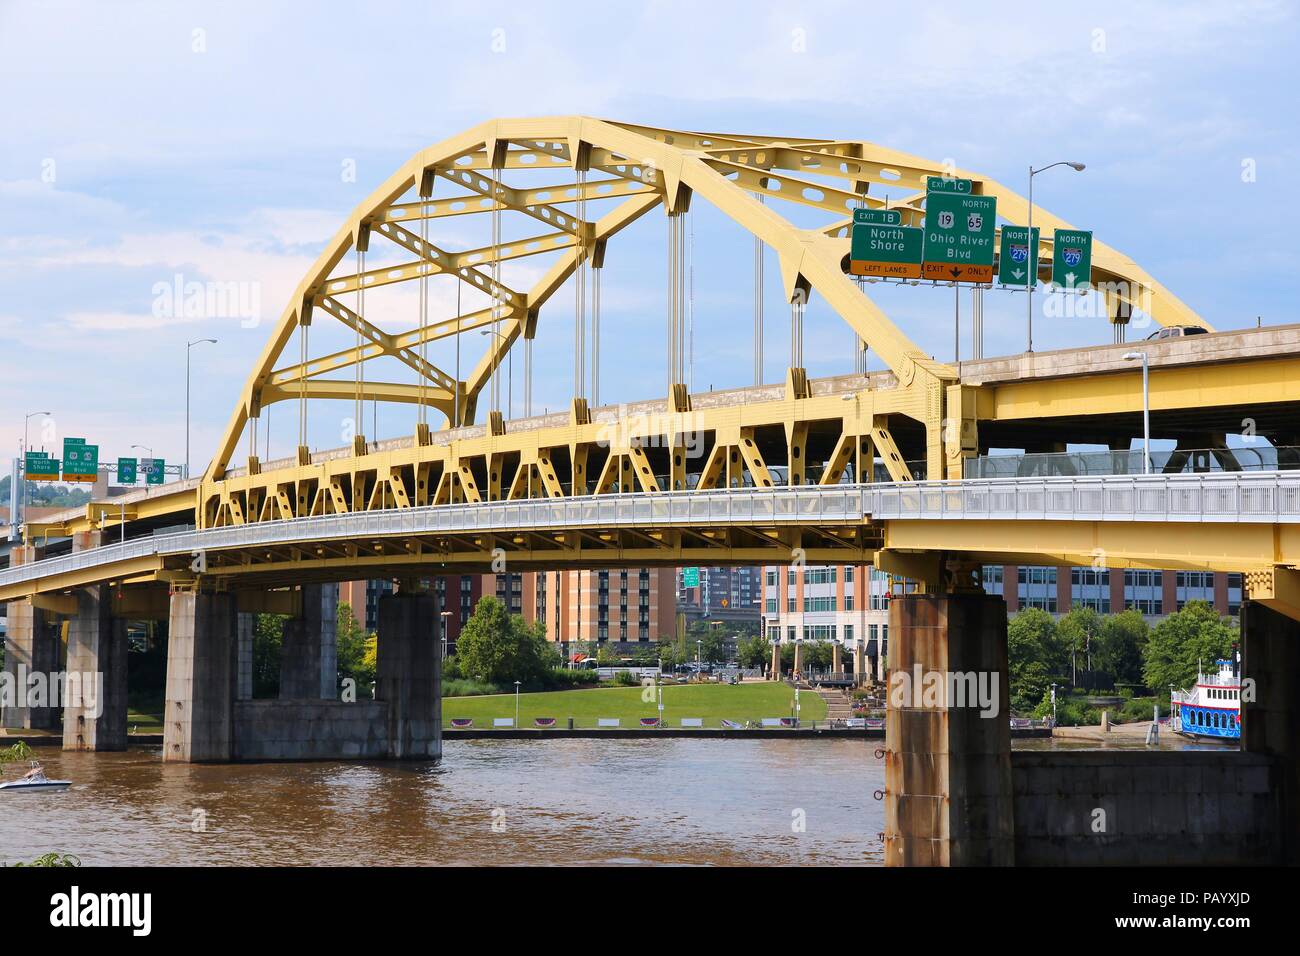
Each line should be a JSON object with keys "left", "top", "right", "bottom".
{"left": 9, "top": 115, "right": 1300, "bottom": 615}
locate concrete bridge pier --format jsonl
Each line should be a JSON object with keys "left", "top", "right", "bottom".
{"left": 376, "top": 588, "right": 442, "bottom": 759}
{"left": 63, "top": 585, "right": 128, "bottom": 751}
{"left": 279, "top": 583, "right": 337, "bottom": 699}
{"left": 884, "top": 592, "right": 1013, "bottom": 867}
{"left": 63, "top": 531, "right": 128, "bottom": 751}
{"left": 163, "top": 591, "right": 238, "bottom": 762}
{"left": 1, "top": 545, "right": 62, "bottom": 730}
{"left": 1242, "top": 601, "right": 1300, "bottom": 864}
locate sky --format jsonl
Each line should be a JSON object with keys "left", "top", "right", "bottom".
{"left": 1, "top": 0, "right": 1297, "bottom": 473}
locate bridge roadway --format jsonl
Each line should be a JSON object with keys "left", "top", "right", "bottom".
{"left": 15, "top": 321, "right": 1300, "bottom": 547}
{"left": 5, "top": 471, "right": 1299, "bottom": 617}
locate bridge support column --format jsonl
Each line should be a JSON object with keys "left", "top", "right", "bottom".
{"left": 62, "top": 586, "right": 128, "bottom": 751}
{"left": 2, "top": 546, "right": 62, "bottom": 730}
{"left": 280, "top": 584, "right": 338, "bottom": 700}
{"left": 376, "top": 591, "right": 441, "bottom": 759}
{"left": 1242, "top": 601, "right": 1300, "bottom": 864}
{"left": 885, "top": 592, "right": 1013, "bottom": 867}
{"left": 164, "top": 591, "right": 238, "bottom": 763}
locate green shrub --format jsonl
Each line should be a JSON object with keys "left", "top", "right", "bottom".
{"left": 442, "top": 678, "right": 502, "bottom": 698}
{"left": 613, "top": 670, "right": 641, "bottom": 687}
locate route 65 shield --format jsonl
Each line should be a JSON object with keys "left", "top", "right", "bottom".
{"left": 966, "top": 213, "right": 983, "bottom": 231}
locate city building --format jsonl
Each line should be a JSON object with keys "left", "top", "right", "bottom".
{"left": 761, "top": 563, "right": 894, "bottom": 675}
{"left": 676, "top": 566, "right": 762, "bottom": 624}
{"left": 983, "top": 565, "right": 1243, "bottom": 620}
{"left": 341, "top": 568, "right": 676, "bottom": 655}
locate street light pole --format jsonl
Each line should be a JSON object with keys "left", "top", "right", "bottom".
{"left": 1123, "top": 351, "right": 1151, "bottom": 473}
{"left": 13, "top": 410, "right": 51, "bottom": 540}
{"left": 514, "top": 680, "right": 521, "bottom": 725}
{"left": 186, "top": 338, "right": 218, "bottom": 480}
{"left": 1026, "top": 161, "right": 1086, "bottom": 353}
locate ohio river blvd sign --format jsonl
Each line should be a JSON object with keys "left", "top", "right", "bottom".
{"left": 921, "top": 191, "right": 997, "bottom": 282}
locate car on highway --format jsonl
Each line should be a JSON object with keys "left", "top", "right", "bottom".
{"left": 1146, "top": 325, "right": 1209, "bottom": 340}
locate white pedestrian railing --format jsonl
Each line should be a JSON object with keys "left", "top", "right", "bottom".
{"left": 4, "top": 472, "right": 1299, "bottom": 591}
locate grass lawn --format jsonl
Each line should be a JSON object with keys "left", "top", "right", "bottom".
{"left": 442, "top": 681, "right": 826, "bottom": 728}
{"left": 127, "top": 708, "right": 163, "bottom": 734}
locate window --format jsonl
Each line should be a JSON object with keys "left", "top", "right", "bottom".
{"left": 843, "top": 625, "right": 854, "bottom": 642}
{"left": 982, "top": 565, "right": 1004, "bottom": 596}
{"left": 1071, "top": 567, "right": 1110, "bottom": 614}
{"left": 765, "top": 598, "right": 777, "bottom": 614}
{"left": 1019, "top": 566, "right": 1058, "bottom": 613}
{"left": 1228, "top": 573, "right": 1243, "bottom": 616}
{"left": 803, "top": 596, "right": 835, "bottom": 613}
{"left": 1124, "top": 570, "right": 1163, "bottom": 616}
{"left": 844, "top": 566, "right": 854, "bottom": 583}
{"left": 1176, "top": 571, "right": 1215, "bottom": 611}
{"left": 844, "top": 593, "right": 854, "bottom": 612}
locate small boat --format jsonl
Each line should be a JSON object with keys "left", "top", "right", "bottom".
{"left": 1171, "top": 657, "right": 1241, "bottom": 741}
{"left": 0, "top": 761, "right": 72, "bottom": 792}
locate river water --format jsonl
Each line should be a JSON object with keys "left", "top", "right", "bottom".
{"left": 1, "top": 740, "right": 885, "bottom": 866}
{"left": 2, "top": 733, "right": 1231, "bottom": 866}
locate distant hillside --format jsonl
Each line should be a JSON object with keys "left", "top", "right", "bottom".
{"left": 0, "top": 474, "right": 92, "bottom": 508}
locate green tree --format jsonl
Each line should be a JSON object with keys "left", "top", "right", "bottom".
{"left": 1007, "top": 608, "right": 1062, "bottom": 712}
{"left": 699, "top": 630, "right": 727, "bottom": 664}
{"left": 1057, "top": 607, "right": 1103, "bottom": 688}
{"left": 1097, "top": 610, "right": 1149, "bottom": 686}
{"left": 335, "top": 602, "right": 375, "bottom": 696}
{"left": 454, "top": 595, "right": 559, "bottom": 686}
{"left": 1142, "top": 600, "right": 1236, "bottom": 694}
{"left": 252, "top": 613, "right": 286, "bottom": 697}
{"left": 737, "top": 633, "right": 771, "bottom": 669}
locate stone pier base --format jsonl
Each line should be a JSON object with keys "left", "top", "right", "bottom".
{"left": 884, "top": 592, "right": 1013, "bottom": 867}
{"left": 377, "top": 592, "right": 441, "bottom": 760}
{"left": 62, "top": 586, "right": 128, "bottom": 751}
{"left": 1, "top": 545, "right": 62, "bottom": 730}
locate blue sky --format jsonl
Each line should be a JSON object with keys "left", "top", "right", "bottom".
{"left": 1, "top": 0, "right": 1296, "bottom": 470}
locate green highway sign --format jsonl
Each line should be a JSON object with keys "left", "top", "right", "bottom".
{"left": 925, "top": 176, "right": 973, "bottom": 195}
{"left": 24, "top": 451, "right": 60, "bottom": 480}
{"left": 921, "top": 192, "right": 997, "bottom": 283}
{"left": 143, "top": 457, "right": 166, "bottom": 485}
{"left": 998, "top": 226, "right": 1040, "bottom": 287}
{"left": 852, "top": 208, "right": 902, "bottom": 226}
{"left": 850, "top": 223, "right": 924, "bottom": 279}
{"left": 681, "top": 567, "right": 700, "bottom": 588}
{"left": 1051, "top": 229, "right": 1093, "bottom": 290}
{"left": 117, "top": 457, "right": 138, "bottom": 484}
{"left": 62, "top": 437, "right": 98, "bottom": 483}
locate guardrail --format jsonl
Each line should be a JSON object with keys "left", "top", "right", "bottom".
{"left": 4, "top": 472, "right": 1300, "bottom": 591}
{"left": 865, "top": 471, "right": 1300, "bottom": 523}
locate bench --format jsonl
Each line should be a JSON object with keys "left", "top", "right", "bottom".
{"left": 597, "top": 718, "right": 620, "bottom": 727}
{"left": 493, "top": 718, "right": 515, "bottom": 728}
{"left": 680, "top": 718, "right": 704, "bottom": 728}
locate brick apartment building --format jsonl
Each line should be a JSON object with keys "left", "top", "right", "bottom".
{"left": 340, "top": 567, "right": 676, "bottom": 651}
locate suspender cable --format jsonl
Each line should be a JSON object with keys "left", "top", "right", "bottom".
{"left": 490, "top": 165, "right": 503, "bottom": 415}
{"left": 591, "top": 263, "right": 600, "bottom": 407}
{"left": 355, "top": 246, "right": 365, "bottom": 447}
{"left": 574, "top": 168, "right": 587, "bottom": 401}
{"left": 455, "top": 281, "right": 462, "bottom": 427}
{"left": 418, "top": 199, "right": 429, "bottom": 429}
{"left": 754, "top": 235, "right": 762, "bottom": 384}
{"left": 688, "top": 208, "right": 695, "bottom": 392}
